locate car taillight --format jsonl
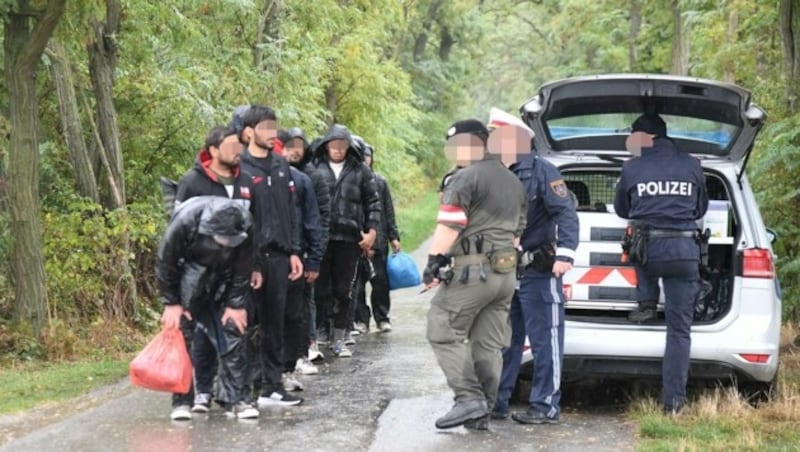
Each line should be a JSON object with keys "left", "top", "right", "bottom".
{"left": 742, "top": 249, "right": 775, "bottom": 279}
{"left": 739, "top": 353, "right": 770, "bottom": 364}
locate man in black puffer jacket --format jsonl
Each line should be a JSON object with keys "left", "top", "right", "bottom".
{"left": 312, "top": 124, "right": 382, "bottom": 357}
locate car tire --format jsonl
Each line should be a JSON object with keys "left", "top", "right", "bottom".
{"left": 737, "top": 374, "right": 778, "bottom": 406}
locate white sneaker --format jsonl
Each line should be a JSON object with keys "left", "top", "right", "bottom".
{"left": 378, "top": 321, "right": 392, "bottom": 333}
{"left": 333, "top": 340, "right": 353, "bottom": 358}
{"left": 308, "top": 342, "right": 324, "bottom": 362}
{"left": 192, "top": 393, "right": 212, "bottom": 413}
{"left": 170, "top": 405, "right": 192, "bottom": 421}
{"left": 353, "top": 321, "right": 369, "bottom": 334}
{"left": 225, "top": 401, "right": 259, "bottom": 419}
{"left": 344, "top": 331, "right": 356, "bottom": 346}
{"left": 296, "top": 358, "right": 319, "bottom": 375}
{"left": 282, "top": 371, "right": 304, "bottom": 392}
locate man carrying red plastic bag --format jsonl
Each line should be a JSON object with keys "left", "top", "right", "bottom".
{"left": 149, "top": 195, "right": 261, "bottom": 420}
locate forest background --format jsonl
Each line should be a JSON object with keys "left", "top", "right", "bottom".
{"left": 1, "top": 0, "right": 799, "bottom": 364}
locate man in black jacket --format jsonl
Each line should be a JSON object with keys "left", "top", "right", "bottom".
{"left": 158, "top": 196, "right": 259, "bottom": 421}
{"left": 352, "top": 139, "right": 400, "bottom": 334}
{"left": 312, "top": 124, "right": 382, "bottom": 357}
{"left": 171, "top": 126, "right": 262, "bottom": 420}
{"left": 283, "top": 128, "right": 331, "bottom": 362}
{"left": 237, "top": 105, "right": 305, "bottom": 407}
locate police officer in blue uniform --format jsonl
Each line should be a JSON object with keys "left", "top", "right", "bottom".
{"left": 493, "top": 146, "right": 579, "bottom": 425}
{"left": 613, "top": 113, "right": 709, "bottom": 413}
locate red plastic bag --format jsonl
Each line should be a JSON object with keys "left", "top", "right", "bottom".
{"left": 129, "top": 327, "right": 192, "bottom": 393}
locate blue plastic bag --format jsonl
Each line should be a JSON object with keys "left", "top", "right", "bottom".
{"left": 387, "top": 252, "right": 422, "bottom": 290}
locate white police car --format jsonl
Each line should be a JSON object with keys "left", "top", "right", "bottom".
{"left": 517, "top": 74, "right": 780, "bottom": 398}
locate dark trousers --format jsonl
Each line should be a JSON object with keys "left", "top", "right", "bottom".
{"left": 637, "top": 260, "right": 699, "bottom": 410}
{"left": 284, "top": 277, "right": 310, "bottom": 370}
{"left": 256, "top": 253, "right": 289, "bottom": 394}
{"left": 354, "top": 250, "right": 391, "bottom": 326}
{"left": 174, "top": 308, "right": 248, "bottom": 408}
{"left": 317, "top": 240, "right": 360, "bottom": 331}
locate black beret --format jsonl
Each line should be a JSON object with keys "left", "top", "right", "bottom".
{"left": 446, "top": 119, "right": 489, "bottom": 142}
{"left": 631, "top": 114, "right": 667, "bottom": 137}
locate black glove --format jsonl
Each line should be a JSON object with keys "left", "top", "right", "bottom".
{"left": 423, "top": 254, "right": 451, "bottom": 285}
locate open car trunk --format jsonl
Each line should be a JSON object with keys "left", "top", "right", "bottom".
{"left": 561, "top": 165, "right": 736, "bottom": 325}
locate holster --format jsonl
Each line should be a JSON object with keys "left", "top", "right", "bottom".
{"left": 627, "top": 224, "right": 649, "bottom": 266}
{"left": 520, "top": 243, "right": 556, "bottom": 273}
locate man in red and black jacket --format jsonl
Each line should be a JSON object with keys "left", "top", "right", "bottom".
{"left": 166, "top": 125, "right": 262, "bottom": 421}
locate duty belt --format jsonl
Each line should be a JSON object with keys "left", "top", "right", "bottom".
{"left": 648, "top": 229, "right": 697, "bottom": 239}
{"left": 452, "top": 253, "right": 490, "bottom": 266}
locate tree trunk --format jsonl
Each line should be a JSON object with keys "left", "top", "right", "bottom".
{"left": 86, "top": 0, "right": 137, "bottom": 320}
{"left": 724, "top": 6, "right": 739, "bottom": 83}
{"left": 4, "top": 0, "right": 67, "bottom": 335}
{"left": 47, "top": 41, "right": 100, "bottom": 202}
{"left": 780, "top": 0, "right": 800, "bottom": 114}
{"left": 629, "top": 0, "right": 641, "bottom": 70}
{"left": 412, "top": 0, "right": 442, "bottom": 62}
{"left": 669, "top": 0, "right": 689, "bottom": 75}
{"left": 253, "top": 0, "right": 283, "bottom": 71}
{"left": 325, "top": 81, "right": 338, "bottom": 127}
{"left": 438, "top": 25, "right": 454, "bottom": 61}
{"left": 88, "top": 0, "right": 125, "bottom": 209}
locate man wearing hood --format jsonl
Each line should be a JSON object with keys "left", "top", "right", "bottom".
{"left": 276, "top": 128, "right": 324, "bottom": 382}
{"left": 236, "top": 105, "right": 305, "bottom": 408}
{"left": 311, "top": 124, "right": 382, "bottom": 357}
{"left": 170, "top": 126, "right": 261, "bottom": 420}
{"left": 283, "top": 128, "right": 331, "bottom": 362}
{"left": 350, "top": 138, "right": 400, "bottom": 335}
{"left": 158, "top": 194, "right": 259, "bottom": 421}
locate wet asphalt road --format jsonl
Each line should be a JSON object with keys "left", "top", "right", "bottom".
{"left": 0, "top": 239, "right": 636, "bottom": 452}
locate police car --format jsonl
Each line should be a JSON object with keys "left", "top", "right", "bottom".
{"left": 517, "top": 74, "right": 780, "bottom": 398}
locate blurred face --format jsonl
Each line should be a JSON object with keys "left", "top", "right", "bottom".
{"left": 625, "top": 131, "right": 655, "bottom": 156}
{"left": 364, "top": 155, "right": 373, "bottom": 167}
{"left": 486, "top": 124, "right": 534, "bottom": 167}
{"left": 444, "top": 134, "right": 485, "bottom": 167}
{"left": 248, "top": 119, "right": 278, "bottom": 150}
{"left": 284, "top": 137, "right": 306, "bottom": 163}
{"left": 327, "top": 139, "right": 348, "bottom": 163}
{"left": 212, "top": 134, "right": 244, "bottom": 169}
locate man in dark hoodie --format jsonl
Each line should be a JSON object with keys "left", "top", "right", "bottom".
{"left": 312, "top": 124, "right": 382, "bottom": 357}
{"left": 276, "top": 128, "right": 324, "bottom": 384}
{"left": 282, "top": 128, "right": 331, "bottom": 363}
{"left": 236, "top": 105, "right": 305, "bottom": 408}
{"left": 351, "top": 138, "right": 400, "bottom": 335}
{"left": 172, "top": 126, "right": 261, "bottom": 420}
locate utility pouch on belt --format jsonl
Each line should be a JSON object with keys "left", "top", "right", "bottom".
{"left": 530, "top": 244, "right": 556, "bottom": 273}
{"left": 627, "top": 224, "right": 649, "bottom": 266}
{"left": 488, "top": 247, "right": 518, "bottom": 274}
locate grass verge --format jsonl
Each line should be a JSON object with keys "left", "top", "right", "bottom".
{"left": 395, "top": 190, "right": 439, "bottom": 253}
{"left": 0, "top": 359, "right": 130, "bottom": 415}
{"left": 630, "top": 323, "right": 800, "bottom": 451}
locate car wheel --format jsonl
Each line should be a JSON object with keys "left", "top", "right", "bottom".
{"left": 737, "top": 375, "right": 778, "bottom": 406}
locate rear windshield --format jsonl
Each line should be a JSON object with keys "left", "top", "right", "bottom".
{"left": 546, "top": 113, "right": 740, "bottom": 155}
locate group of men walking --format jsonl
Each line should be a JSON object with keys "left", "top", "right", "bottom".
{"left": 156, "top": 105, "right": 400, "bottom": 420}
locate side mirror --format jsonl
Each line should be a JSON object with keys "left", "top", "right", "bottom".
{"left": 765, "top": 227, "right": 778, "bottom": 244}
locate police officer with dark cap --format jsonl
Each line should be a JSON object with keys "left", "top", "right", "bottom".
{"left": 614, "top": 113, "right": 709, "bottom": 414}
{"left": 423, "top": 118, "right": 527, "bottom": 430}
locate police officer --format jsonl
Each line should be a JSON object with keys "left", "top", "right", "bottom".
{"left": 423, "top": 119, "right": 527, "bottom": 430}
{"left": 493, "top": 133, "right": 579, "bottom": 425}
{"left": 614, "top": 113, "right": 709, "bottom": 413}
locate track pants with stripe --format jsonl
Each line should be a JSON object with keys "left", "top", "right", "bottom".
{"left": 497, "top": 268, "right": 565, "bottom": 419}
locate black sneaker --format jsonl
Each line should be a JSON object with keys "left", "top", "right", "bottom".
{"left": 257, "top": 390, "right": 303, "bottom": 407}
{"left": 511, "top": 409, "right": 559, "bottom": 425}
{"left": 628, "top": 306, "right": 657, "bottom": 322}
